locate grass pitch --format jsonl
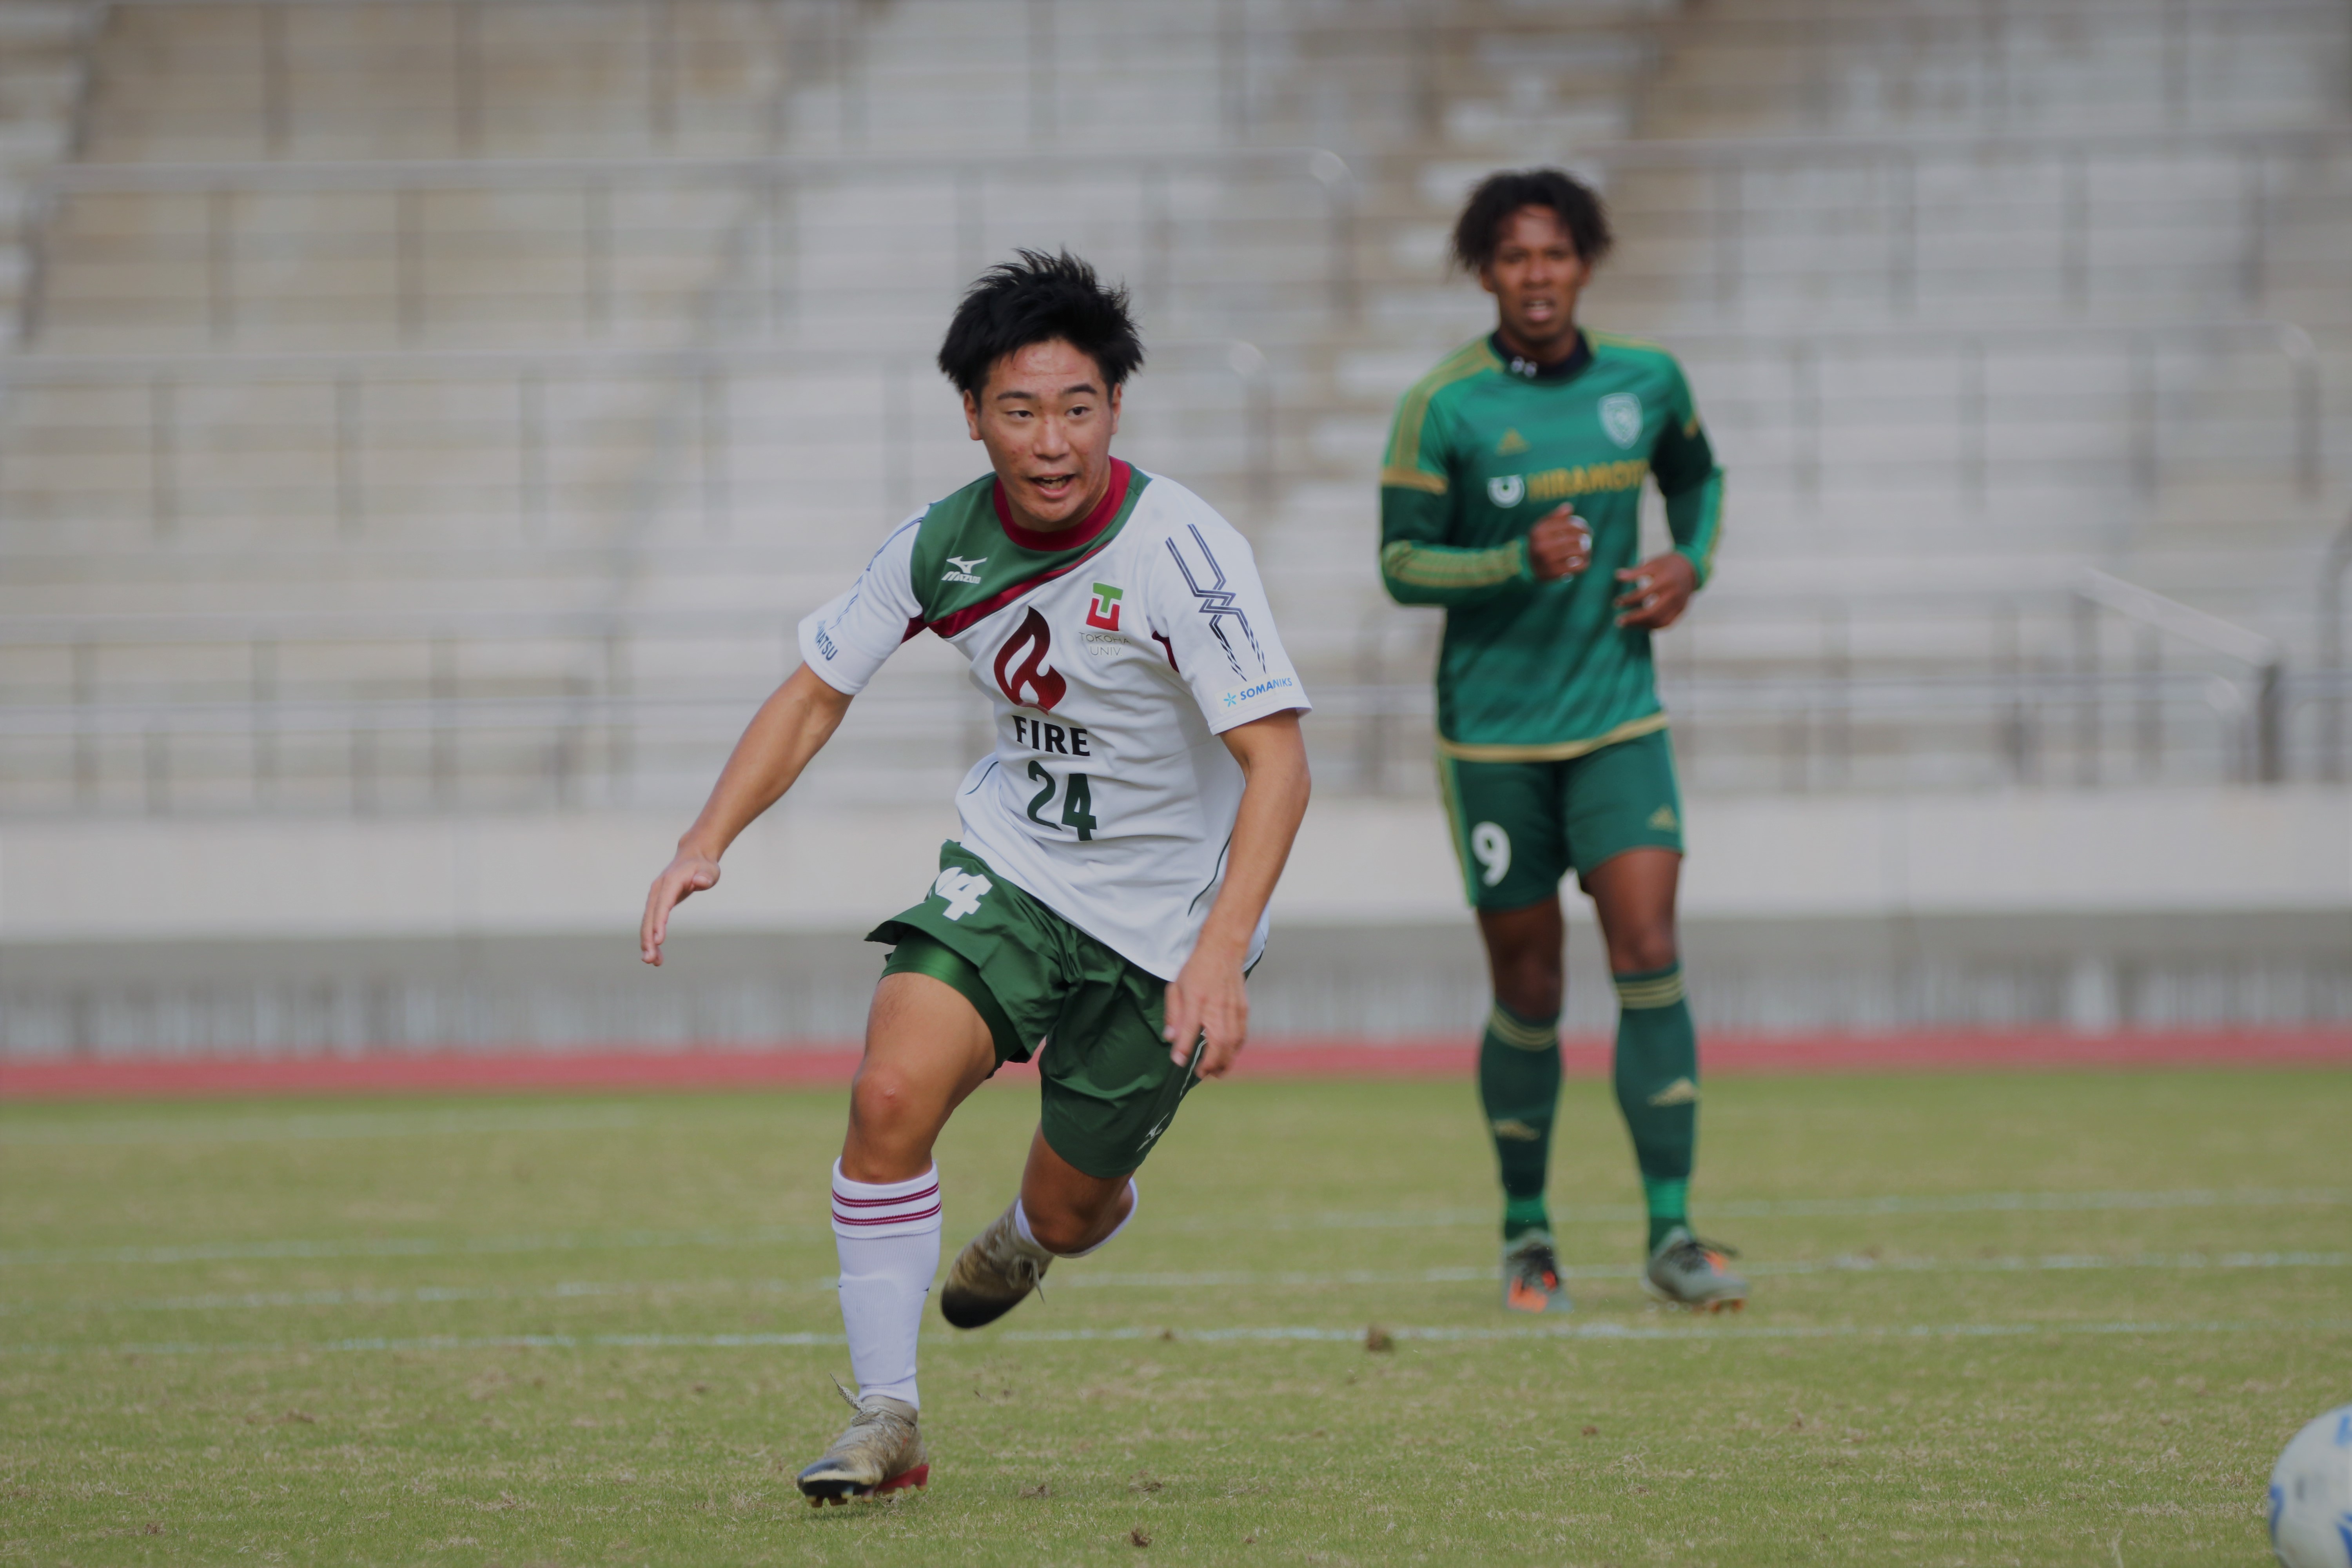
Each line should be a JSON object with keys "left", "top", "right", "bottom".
{"left": 3, "top": 1068, "right": 2348, "bottom": 1566}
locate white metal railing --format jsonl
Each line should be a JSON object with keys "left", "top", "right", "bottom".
{"left": 0, "top": 575, "right": 2318, "bottom": 816}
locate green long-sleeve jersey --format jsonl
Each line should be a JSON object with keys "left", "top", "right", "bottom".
{"left": 1379, "top": 330, "right": 1724, "bottom": 760}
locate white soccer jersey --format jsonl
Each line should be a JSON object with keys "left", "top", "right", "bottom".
{"left": 797, "top": 461, "right": 1311, "bottom": 979}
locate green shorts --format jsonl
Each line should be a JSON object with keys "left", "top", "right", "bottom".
{"left": 1436, "top": 727, "right": 1686, "bottom": 912}
{"left": 867, "top": 841, "right": 1199, "bottom": 1181}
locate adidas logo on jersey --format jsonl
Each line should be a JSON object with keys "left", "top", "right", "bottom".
{"left": 1496, "top": 428, "right": 1530, "bottom": 456}
{"left": 1648, "top": 805, "right": 1679, "bottom": 831}
{"left": 942, "top": 554, "right": 987, "bottom": 584}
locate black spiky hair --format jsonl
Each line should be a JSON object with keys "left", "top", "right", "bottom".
{"left": 936, "top": 249, "right": 1146, "bottom": 397}
{"left": 1451, "top": 167, "right": 1614, "bottom": 274}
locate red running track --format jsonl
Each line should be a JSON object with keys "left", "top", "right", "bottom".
{"left": 1, "top": 1031, "right": 2346, "bottom": 1100}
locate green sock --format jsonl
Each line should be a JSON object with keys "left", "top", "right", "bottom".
{"left": 1612, "top": 964, "right": 1699, "bottom": 1254}
{"left": 1477, "top": 1002, "right": 1561, "bottom": 1242}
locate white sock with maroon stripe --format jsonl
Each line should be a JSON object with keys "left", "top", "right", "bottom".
{"left": 829, "top": 1159, "right": 942, "bottom": 1410}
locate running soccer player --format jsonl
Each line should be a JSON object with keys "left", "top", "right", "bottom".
{"left": 1379, "top": 169, "right": 1745, "bottom": 1315}
{"left": 639, "top": 251, "right": 1312, "bottom": 1503}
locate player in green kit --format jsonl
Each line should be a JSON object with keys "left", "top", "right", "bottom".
{"left": 1380, "top": 168, "right": 1746, "bottom": 1314}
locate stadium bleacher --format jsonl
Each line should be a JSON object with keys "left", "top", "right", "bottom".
{"left": 0, "top": 0, "right": 2344, "bottom": 1054}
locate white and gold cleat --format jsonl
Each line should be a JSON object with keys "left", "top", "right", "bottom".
{"left": 794, "top": 1386, "right": 929, "bottom": 1506}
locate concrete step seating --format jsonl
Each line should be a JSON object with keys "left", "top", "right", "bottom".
{"left": 7, "top": 0, "right": 2347, "bottom": 814}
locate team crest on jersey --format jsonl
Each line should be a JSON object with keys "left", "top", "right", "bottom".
{"left": 1085, "top": 583, "right": 1123, "bottom": 630}
{"left": 993, "top": 607, "right": 1067, "bottom": 710}
{"left": 1599, "top": 392, "right": 1643, "bottom": 449}
{"left": 942, "top": 554, "right": 987, "bottom": 584}
{"left": 1486, "top": 474, "right": 1525, "bottom": 508}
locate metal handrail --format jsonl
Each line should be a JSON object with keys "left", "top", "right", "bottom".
{"left": 2073, "top": 569, "right": 2284, "bottom": 782}
{"left": 2322, "top": 514, "right": 2352, "bottom": 782}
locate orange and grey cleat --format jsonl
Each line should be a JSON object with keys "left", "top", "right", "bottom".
{"left": 1643, "top": 1226, "right": 1748, "bottom": 1312}
{"left": 795, "top": 1386, "right": 929, "bottom": 1506}
{"left": 1501, "top": 1231, "right": 1573, "bottom": 1314}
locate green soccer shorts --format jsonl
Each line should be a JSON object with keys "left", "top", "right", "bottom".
{"left": 1436, "top": 727, "right": 1686, "bottom": 912}
{"left": 867, "top": 841, "right": 1200, "bottom": 1180}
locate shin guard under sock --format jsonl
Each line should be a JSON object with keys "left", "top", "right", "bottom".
{"left": 1611, "top": 965, "right": 1699, "bottom": 1254}
{"left": 829, "top": 1160, "right": 944, "bottom": 1409}
{"left": 1477, "top": 1002, "right": 1563, "bottom": 1241}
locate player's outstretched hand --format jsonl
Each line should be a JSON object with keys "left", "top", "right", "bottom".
{"left": 1527, "top": 505, "right": 1592, "bottom": 581}
{"left": 640, "top": 849, "right": 722, "bottom": 966}
{"left": 1613, "top": 550, "right": 1697, "bottom": 629}
{"left": 1164, "top": 948, "right": 1248, "bottom": 1079}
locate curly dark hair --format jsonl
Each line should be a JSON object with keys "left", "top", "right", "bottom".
{"left": 1451, "top": 168, "right": 1613, "bottom": 274}
{"left": 936, "top": 249, "right": 1145, "bottom": 396}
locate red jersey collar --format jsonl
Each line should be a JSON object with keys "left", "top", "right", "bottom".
{"left": 991, "top": 458, "right": 1132, "bottom": 552}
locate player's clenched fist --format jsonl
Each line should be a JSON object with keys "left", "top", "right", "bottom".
{"left": 1613, "top": 550, "right": 1697, "bottom": 630}
{"left": 639, "top": 849, "right": 722, "bottom": 965}
{"left": 1527, "top": 505, "right": 1592, "bottom": 581}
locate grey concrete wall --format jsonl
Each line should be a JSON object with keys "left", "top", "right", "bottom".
{"left": 5, "top": 788, "right": 2345, "bottom": 1053}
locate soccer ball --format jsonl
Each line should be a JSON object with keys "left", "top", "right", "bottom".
{"left": 2270, "top": 1405, "right": 2352, "bottom": 1568}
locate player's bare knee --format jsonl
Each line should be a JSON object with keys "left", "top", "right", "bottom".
{"left": 1021, "top": 1202, "right": 1095, "bottom": 1256}
{"left": 1497, "top": 972, "right": 1563, "bottom": 1020}
{"left": 848, "top": 1065, "right": 922, "bottom": 1136}
{"left": 1493, "top": 947, "right": 1564, "bottom": 1018}
{"left": 1611, "top": 926, "right": 1679, "bottom": 975}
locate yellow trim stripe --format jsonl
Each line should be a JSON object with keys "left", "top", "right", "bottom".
{"left": 1486, "top": 1005, "right": 1560, "bottom": 1050}
{"left": 1614, "top": 973, "right": 1687, "bottom": 1009}
{"left": 1436, "top": 712, "right": 1669, "bottom": 764}
{"left": 1380, "top": 537, "right": 1526, "bottom": 591}
{"left": 1382, "top": 337, "right": 1500, "bottom": 490}
{"left": 1696, "top": 485, "right": 1725, "bottom": 584}
{"left": 1378, "top": 465, "right": 1448, "bottom": 495}
{"left": 1586, "top": 328, "right": 1671, "bottom": 357}
{"left": 1433, "top": 754, "right": 1482, "bottom": 906}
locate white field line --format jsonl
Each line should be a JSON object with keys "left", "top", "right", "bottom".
{"left": 4, "top": 1251, "right": 2344, "bottom": 1319}
{"left": 6, "top": 1316, "right": 2351, "bottom": 1358}
{"left": 0, "top": 1226, "right": 813, "bottom": 1268}
{"left": 1173, "top": 1188, "right": 2352, "bottom": 1232}
{"left": 0, "top": 1106, "right": 645, "bottom": 1146}
{"left": 6, "top": 1188, "right": 2348, "bottom": 1269}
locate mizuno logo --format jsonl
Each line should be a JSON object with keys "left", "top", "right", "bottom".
{"left": 1647, "top": 1078, "right": 1699, "bottom": 1107}
{"left": 1490, "top": 1118, "right": 1543, "bottom": 1142}
{"left": 942, "top": 554, "right": 987, "bottom": 584}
